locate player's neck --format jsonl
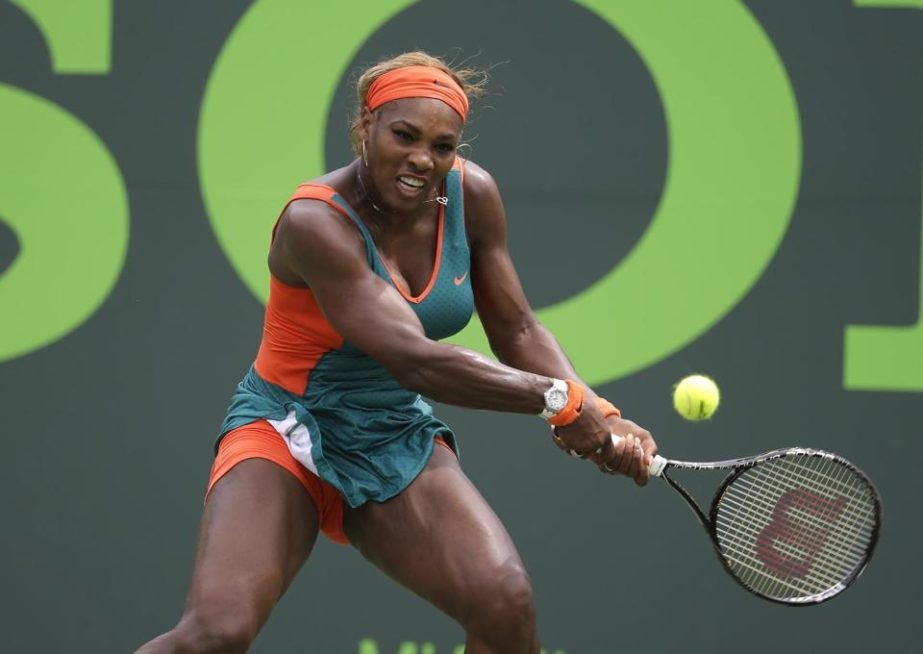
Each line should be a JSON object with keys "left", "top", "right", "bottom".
{"left": 353, "top": 163, "right": 434, "bottom": 231}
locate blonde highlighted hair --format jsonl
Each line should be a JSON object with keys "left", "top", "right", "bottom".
{"left": 348, "top": 51, "right": 488, "bottom": 155}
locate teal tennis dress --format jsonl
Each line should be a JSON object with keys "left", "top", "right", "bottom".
{"left": 217, "top": 160, "right": 473, "bottom": 508}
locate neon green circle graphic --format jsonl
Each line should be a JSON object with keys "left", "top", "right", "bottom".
{"left": 0, "top": 82, "right": 129, "bottom": 362}
{"left": 452, "top": 1, "right": 802, "bottom": 384}
{"left": 199, "top": 0, "right": 416, "bottom": 301}
{"left": 199, "top": 0, "right": 801, "bottom": 385}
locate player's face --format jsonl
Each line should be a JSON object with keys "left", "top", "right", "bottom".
{"left": 362, "top": 98, "right": 462, "bottom": 214}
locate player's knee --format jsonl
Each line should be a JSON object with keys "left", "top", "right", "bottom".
{"left": 467, "top": 563, "right": 536, "bottom": 639}
{"left": 171, "top": 604, "right": 260, "bottom": 654}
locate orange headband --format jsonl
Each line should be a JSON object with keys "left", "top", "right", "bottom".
{"left": 366, "top": 66, "right": 468, "bottom": 121}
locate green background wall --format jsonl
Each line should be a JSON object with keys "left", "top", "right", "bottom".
{"left": 1, "top": 1, "right": 920, "bottom": 652}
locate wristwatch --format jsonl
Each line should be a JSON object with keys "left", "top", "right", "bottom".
{"left": 540, "top": 378, "right": 569, "bottom": 420}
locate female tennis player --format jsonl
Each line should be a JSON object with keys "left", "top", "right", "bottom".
{"left": 135, "top": 51, "right": 657, "bottom": 654}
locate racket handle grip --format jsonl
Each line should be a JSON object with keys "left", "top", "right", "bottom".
{"left": 610, "top": 434, "right": 668, "bottom": 477}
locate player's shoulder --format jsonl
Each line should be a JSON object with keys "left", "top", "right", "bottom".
{"left": 280, "top": 196, "right": 347, "bottom": 246}
{"left": 280, "top": 165, "right": 356, "bottom": 237}
{"left": 460, "top": 159, "right": 500, "bottom": 201}
{"left": 278, "top": 198, "right": 362, "bottom": 264}
{"left": 460, "top": 159, "right": 505, "bottom": 243}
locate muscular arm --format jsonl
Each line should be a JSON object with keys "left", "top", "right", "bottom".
{"left": 463, "top": 163, "right": 587, "bottom": 386}
{"left": 270, "top": 199, "right": 549, "bottom": 414}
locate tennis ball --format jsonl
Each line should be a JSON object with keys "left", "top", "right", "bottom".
{"left": 673, "top": 374, "right": 720, "bottom": 421}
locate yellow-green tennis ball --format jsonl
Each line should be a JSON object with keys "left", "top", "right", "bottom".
{"left": 673, "top": 374, "right": 720, "bottom": 421}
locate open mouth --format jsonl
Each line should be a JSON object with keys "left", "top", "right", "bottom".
{"left": 397, "top": 175, "right": 426, "bottom": 193}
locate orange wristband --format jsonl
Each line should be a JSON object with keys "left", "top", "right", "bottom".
{"left": 547, "top": 380, "right": 585, "bottom": 427}
{"left": 595, "top": 397, "right": 621, "bottom": 419}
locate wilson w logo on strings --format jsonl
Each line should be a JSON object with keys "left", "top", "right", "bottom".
{"left": 755, "top": 488, "right": 848, "bottom": 579}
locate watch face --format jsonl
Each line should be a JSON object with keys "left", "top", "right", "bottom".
{"left": 546, "top": 388, "right": 568, "bottom": 413}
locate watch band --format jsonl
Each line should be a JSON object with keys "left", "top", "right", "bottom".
{"left": 547, "top": 380, "right": 585, "bottom": 427}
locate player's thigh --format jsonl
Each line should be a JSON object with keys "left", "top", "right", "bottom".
{"left": 183, "top": 458, "right": 320, "bottom": 626}
{"left": 343, "top": 445, "right": 530, "bottom": 620}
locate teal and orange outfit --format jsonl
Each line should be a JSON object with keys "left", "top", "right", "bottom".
{"left": 216, "top": 159, "right": 472, "bottom": 515}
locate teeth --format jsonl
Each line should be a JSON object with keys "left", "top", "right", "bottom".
{"left": 399, "top": 176, "right": 424, "bottom": 188}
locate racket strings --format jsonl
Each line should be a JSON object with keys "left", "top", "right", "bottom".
{"left": 718, "top": 458, "right": 875, "bottom": 598}
{"left": 716, "top": 480, "right": 831, "bottom": 596}
{"left": 717, "top": 512, "right": 851, "bottom": 597}
{"left": 716, "top": 498, "right": 869, "bottom": 595}
{"left": 719, "top": 462, "right": 875, "bottom": 569}
{"left": 715, "top": 466, "right": 855, "bottom": 596}
{"left": 751, "top": 457, "right": 877, "bottom": 566}
{"left": 712, "top": 454, "right": 877, "bottom": 602}
{"left": 717, "top": 493, "right": 871, "bottom": 580}
{"left": 719, "top": 458, "right": 874, "bottom": 595}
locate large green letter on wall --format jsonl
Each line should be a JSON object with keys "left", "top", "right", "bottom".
{"left": 843, "top": 168, "right": 923, "bottom": 392}
{"left": 0, "top": 84, "right": 129, "bottom": 362}
{"left": 844, "top": 0, "right": 923, "bottom": 391}
{"left": 9, "top": 0, "right": 113, "bottom": 74}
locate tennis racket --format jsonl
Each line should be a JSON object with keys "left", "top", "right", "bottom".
{"left": 616, "top": 436, "right": 882, "bottom": 605}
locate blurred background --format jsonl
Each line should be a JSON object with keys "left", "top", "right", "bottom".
{"left": 1, "top": 1, "right": 921, "bottom": 652}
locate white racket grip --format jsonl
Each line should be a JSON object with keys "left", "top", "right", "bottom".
{"left": 610, "top": 434, "right": 668, "bottom": 477}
